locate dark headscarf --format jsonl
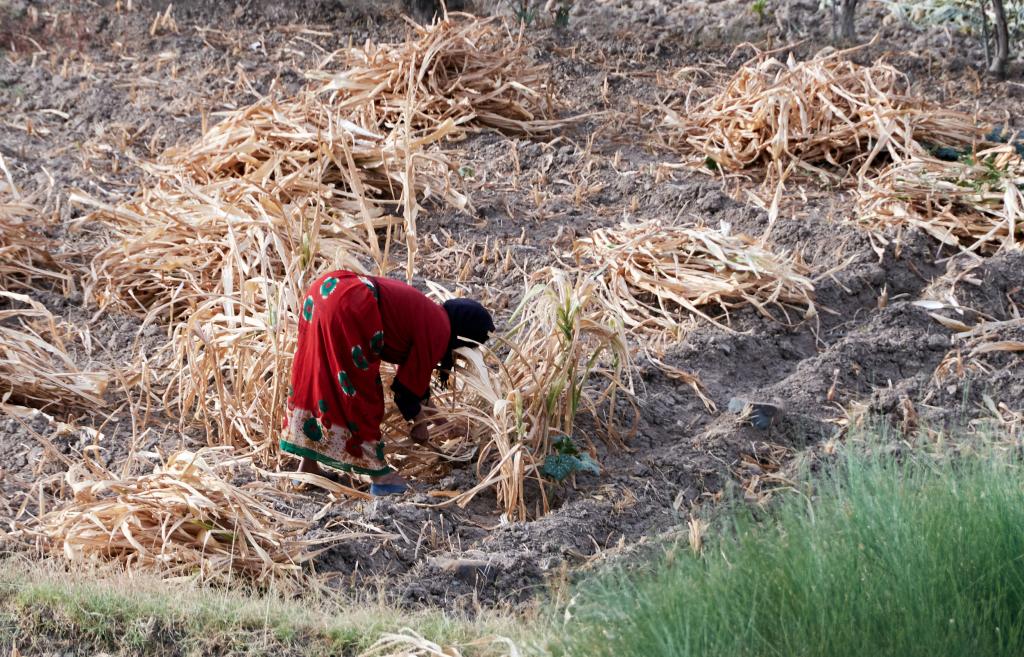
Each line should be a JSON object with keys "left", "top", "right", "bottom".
{"left": 439, "top": 299, "right": 495, "bottom": 384}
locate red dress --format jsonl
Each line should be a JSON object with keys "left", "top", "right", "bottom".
{"left": 280, "top": 271, "right": 450, "bottom": 476}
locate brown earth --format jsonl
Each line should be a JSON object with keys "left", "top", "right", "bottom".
{"left": 1, "top": 0, "right": 1022, "bottom": 612}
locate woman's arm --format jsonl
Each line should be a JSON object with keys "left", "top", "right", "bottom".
{"left": 392, "top": 380, "right": 428, "bottom": 420}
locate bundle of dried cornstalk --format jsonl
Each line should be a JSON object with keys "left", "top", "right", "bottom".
{"left": 573, "top": 220, "right": 816, "bottom": 339}
{"left": 1, "top": 202, "right": 66, "bottom": 291}
{"left": 34, "top": 448, "right": 316, "bottom": 580}
{"left": 426, "top": 270, "right": 634, "bottom": 521}
{"left": 1, "top": 171, "right": 71, "bottom": 291}
{"left": 858, "top": 145, "right": 1023, "bottom": 254}
{"left": 0, "top": 291, "right": 108, "bottom": 411}
{"left": 668, "top": 48, "right": 982, "bottom": 185}
{"left": 162, "top": 96, "right": 464, "bottom": 209}
{"left": 311, "top": 13, "right": 559, "bottom": 136}
{"left": 80, "top": 119, "right": 455, "bottom": 317}
{"left": 1, "top": 167, "right": 100, "bottom": 414}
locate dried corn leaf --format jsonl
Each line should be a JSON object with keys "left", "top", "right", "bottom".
{"left": 1, "top": 168, "right": 73, "bottom": 291}
{"left": 311, "top": 13, "right": 560, "bottom": 136}
{"left": 933, "top": 317, "right": 1024, "bottom": 383}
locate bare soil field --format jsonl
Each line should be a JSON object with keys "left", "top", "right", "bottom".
{"left": 1, "top": 0, "right": 1022, "bottom": 613}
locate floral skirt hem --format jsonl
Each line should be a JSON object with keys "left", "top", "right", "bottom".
{"left": 279, "top": 440, "right": 392, "bottom": 477}
{"left": 281, "top": 408, "right": 392, "bottom": 477}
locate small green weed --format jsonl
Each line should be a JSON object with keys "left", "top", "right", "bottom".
{"left": 513, "top": 0, "right": 538, "bottom": 27}
{"left": 541, "top": 436, "right": 599, "bottom": 482}
{"left": 554, "top": 2, "right": 572, "bottom": 27}
{"left": 956, "top": 152, "right": 1009, "bottom": 192}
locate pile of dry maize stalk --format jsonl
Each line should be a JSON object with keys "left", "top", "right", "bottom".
{"left": 1, "top": 167, "right": 105, "bottom": 412}
{"left": 858, "top": 145, "right": 1023, "bottom": 254}
{"left": 34, "top": 448, "right": 317, "bottom": 580}
{"left": 573, "top": 220, "right": 817, "bottom": 337}
{"left": 1, "top": 198, "right": 70, "bottom": 292}
{"left": 669, "top": 48, "right": 981, "bottom": 185}
{"left": 310, "top": 13, "right": 557, "bottom": 135}
{"left": 0, "top": 291, "right": 109, "bottom": 411}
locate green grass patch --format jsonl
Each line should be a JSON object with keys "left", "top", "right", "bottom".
{"left": 552, "top": 437, "right": 1024, "bottom": 657}
{"left": 0, "top": 560, "right": 527, "bottom": 657}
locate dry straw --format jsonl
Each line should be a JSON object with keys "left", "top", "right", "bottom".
{"left": 663, "top": 46, "right": 1010, "bottom": 247}
{"left": 358, "top": 629, "right": 522, "bottom": 657}
{"left": 79, "top": 125, "right": 448, "bottom": 318}
{"left": 668, "top": 47, "right": 982, "bottom": 186}
{"left": 663, "top": 46, "right": 1024, "bottom": 255}
{"left": 1, "top": 173, "right": 103, "bottom": 410}
{"left": 310, "top": 13, "right": 558, "bottom": 136}
{"left": 573, "top": 220, "right": 817, "bottom": 336}
{"left": 933, "top": 316, "right": 1024, "bottom": 383}
{"left": 858, "top": 144, "right": 1023, "bottom": 254}
{"left": 1, "top": 163, "right": 72, "bottom": 292}
{"left": 35, "top": 447, "right": 317, "bottom": 580}
{"left": 165, "top": 292, "right": 299, "bottom": 461}
{"left": 0, "top": 199, "right": 70, "bottom": 291}
{"left": 0, "top": 292, "right": 109, "bottom": 411}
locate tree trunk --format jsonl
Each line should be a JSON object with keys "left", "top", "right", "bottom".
{"left": 979, "top": 0, "right": 992, "bottom": 69}
{"left": 988, "top": 0, "right": 1010, "bottom": 78}
{"left": 835, "top": 0, "right": 859, "bottom": 44}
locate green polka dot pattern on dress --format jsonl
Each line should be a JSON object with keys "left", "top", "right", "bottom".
{"left": 352, "top": 344, "right": 370, "bottom": 370}
{"left": 302, "top": 295, "right": 315, "bottom": 322}
{"left": 318, "top": 399, "right": 328, "bottom": 413}
{"left": 369, "top": 330, "right": 384, "bottom": 355}
{"left": 337, "top": 370, "right": 356, "bottom": 396}
{"left": 302, "top": 417, "right": 323, "bottom": 442}
{"left": 347, "top": 421, "right": 358, "bottom": 434}
{"left": 319, "top": 276, "right": 339, "bottom": 299}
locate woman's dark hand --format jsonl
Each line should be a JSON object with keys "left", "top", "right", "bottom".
{"left": 409, "top": 413, "right": 431, "bottom": 444}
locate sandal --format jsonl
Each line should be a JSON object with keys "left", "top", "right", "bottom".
{"left": 370, "top": 481, "right": 409, "bottom": 497}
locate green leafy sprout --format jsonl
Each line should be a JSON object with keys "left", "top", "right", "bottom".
{"left": 541, "top": 435, "right": 599, "bottom": 482}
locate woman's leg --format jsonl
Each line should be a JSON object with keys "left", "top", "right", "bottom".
{"left": 372, "top": 470, "right": 407, "bottom": 485}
